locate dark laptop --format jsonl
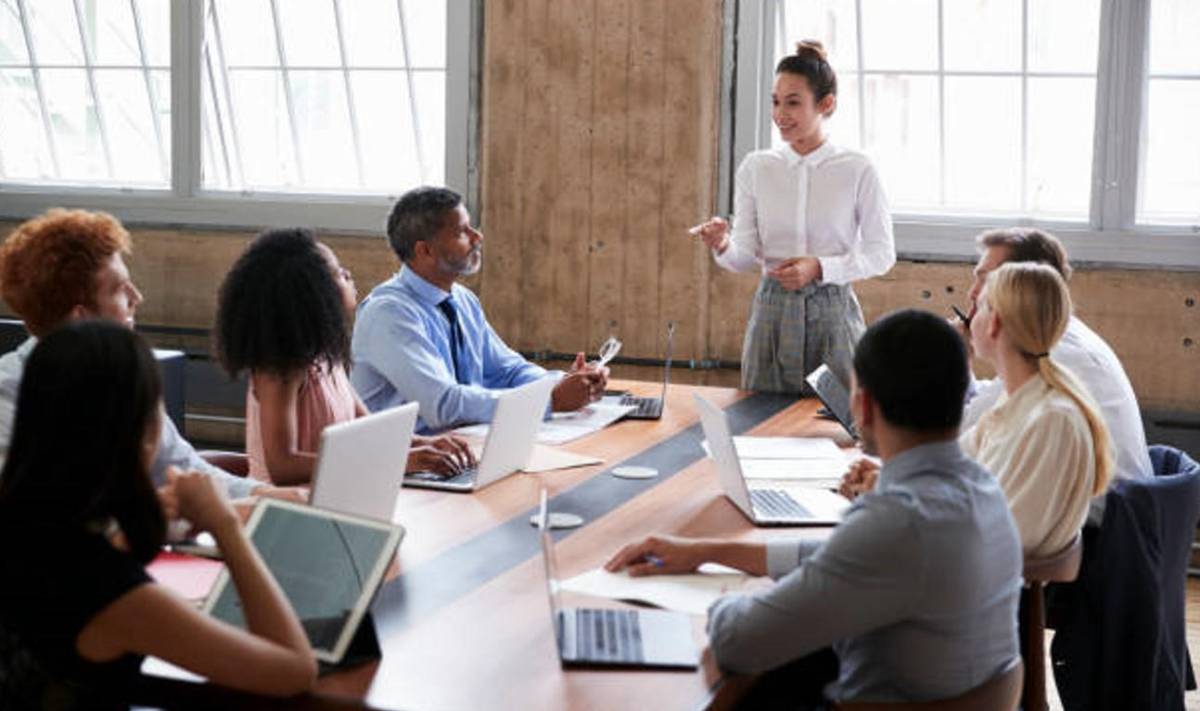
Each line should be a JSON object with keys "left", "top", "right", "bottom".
{"left": 620, "top": 322, "right": 675, "bottom": 420}
{"left": 805, "top": 364, "right": 858, "bottom": 439}
{"left": 536, "top": 490, "right": 697, "bottom": 669}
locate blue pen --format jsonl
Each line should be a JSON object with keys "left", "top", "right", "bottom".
{"left": 644, "top": 554, "right": 665, "bottom": 568}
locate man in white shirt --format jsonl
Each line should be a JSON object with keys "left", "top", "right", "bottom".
{"left": 0, "top": 209, "right": 279, "bottom": 502}
{"left": 960, "top": 228, "right": 1151, "bottom": 517}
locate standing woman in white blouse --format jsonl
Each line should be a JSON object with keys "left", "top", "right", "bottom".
{"left": 962, "top": 262, "right": 1113, "bottom": 557}
{"left": 694, "top": 41, "right": 895, "bottom": 393}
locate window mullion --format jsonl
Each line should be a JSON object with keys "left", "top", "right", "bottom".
{"left": 854, "top": 0, "right": 865, "bottom": 149}
{"left": 1020, "top": 0, "right": 1028, "bottom": 214}
{"left": 936, "top": 0, "right": 946, "bottom": 207}
{"left": 16, "top": 0, "right": 62, "bottom": 176}
{"left": 170, "top": 0, "right": 202, "bottom": 197}
{"left": 71, "top": 0, "right": 115, "bottom": 179}
{"left": 1092, "top": 0, "right": 1151, "bottom": 230}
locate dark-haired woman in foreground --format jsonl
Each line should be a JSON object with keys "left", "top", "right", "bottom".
{"left": 693, "top": 41, "right": 895, "bottom": 393}
{"left": 214, "top": 228, "right": 473, "bottom": 485}
{"left": 0, "top": 321, "right": 315, "bottom": 709}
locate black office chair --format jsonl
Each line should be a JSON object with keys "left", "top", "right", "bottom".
{"left": 1050, "top": 445, "right": 1200, "bottom": 711}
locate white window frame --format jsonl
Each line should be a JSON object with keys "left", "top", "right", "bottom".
{"left": 726, "top": 0, "right": 1200, "bottom": 270}
{"left": 0, "top": 0, "right": 479, "bottom": 233}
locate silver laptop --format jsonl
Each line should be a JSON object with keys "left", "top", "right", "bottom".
{"left": 310, "top": 402, "right": 418, "bottom": 522}
{"left": 694, "top": 395, "right": 848, "bottom": 527}
{"left": 620, "top": 322, "right": 674, "bottom": 420}
{"left": 805, "top": 364, "right": 858, "bottom": 439}
{"left": 203, "top": 498, "right": 404, "bottom": 665}
{"left": 536, "top": 490, "right": 697, "bottom": 669}
{"left": 404, "top": 376, "right": 556, "bottom": 492}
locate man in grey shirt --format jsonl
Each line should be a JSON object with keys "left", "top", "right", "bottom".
{"left": 607, "top": 309, "right": 1022, "bottom": 705}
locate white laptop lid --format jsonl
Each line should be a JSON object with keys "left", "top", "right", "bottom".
{"left": 474, "top": 376, "right": 557, "bottom": 488}
{"left": 311, "top": 402, "right": 418, "bottom": 522}
{"left": 203, "top": 499, "right": 404, "bottom": 664}
{"left": 693, "top": 395, "right": 755, "bottom": 519}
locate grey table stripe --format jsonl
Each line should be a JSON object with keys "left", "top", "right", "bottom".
{"left": 370, "top": 392, "right": 796, "bottom": 637}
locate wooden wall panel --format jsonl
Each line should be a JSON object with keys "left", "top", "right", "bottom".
{"left": 480, "top": 0, "right": 722, "bottom": 361}
{"left": 585, "top": 0, "right": 631, "bottom": 350}
{"left": 477, "top": 0, "right": 529, "bottom": 345}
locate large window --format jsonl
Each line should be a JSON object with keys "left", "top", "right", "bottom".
{"left": 732, "top": 0, "right": 1200, "bottom": 266}
{"left": 0, "top": 0, "right": 473, "bottom": 231}
{"left": 0, "top": 0, "right": 170, "bottom": 187}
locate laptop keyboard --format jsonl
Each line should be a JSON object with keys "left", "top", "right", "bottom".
{"left": 620, "top": 395, "right": 663, "bottom": 419}
{"left": 407, "top": 466, "right": 477, "bottom": 485}
{"left": 750, "top": 489, "right": 811, "bottom": 520}
{"left": 575, "top": 608, "right": 644, "bottom": 663}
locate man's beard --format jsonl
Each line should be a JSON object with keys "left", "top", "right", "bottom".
{"left": 438, "top": 246, "right": 483, "bottom": 276}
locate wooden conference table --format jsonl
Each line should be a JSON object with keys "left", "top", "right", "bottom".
{"left": 137, "top": 380, "right": 854, "bottom": 711}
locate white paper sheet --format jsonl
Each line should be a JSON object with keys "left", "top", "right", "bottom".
{"left": 740, "top": 457, "right": 849, "bottom": 482}
{"left": 732, "top": 436, "right": 843, "bottom": 460}
{"left": 560, "top": 563, "right": 758, "bottom": 616}
{"left": 454, "top": 401, "right": 635, "bottom": 445}
{"left": 522, "top": 444, "right": 603, "bottom": 473}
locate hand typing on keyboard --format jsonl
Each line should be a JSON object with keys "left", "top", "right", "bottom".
{"left": 407, "top": 433, "right": 476, "bottom": 477}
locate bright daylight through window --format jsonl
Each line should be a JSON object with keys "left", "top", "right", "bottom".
{"left": 767, "top": 0, "right": 1198, "bottom": 228}
{"left": 1, "top": 0, "right": 449, "bottom": 198}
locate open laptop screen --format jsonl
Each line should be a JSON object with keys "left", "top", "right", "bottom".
{"left": 805, "top": 364, "right": 857, "bottom": 438}
{"left": 204, "top": 499, "right": 403, "bottom": 663}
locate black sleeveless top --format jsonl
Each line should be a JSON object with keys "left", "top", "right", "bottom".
{"left": 0, "top": 524, "right": 150, "bottom": 709}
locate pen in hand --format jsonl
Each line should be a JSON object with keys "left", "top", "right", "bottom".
{"left": 951, "top": 305, "right": 971, "bottom": 330}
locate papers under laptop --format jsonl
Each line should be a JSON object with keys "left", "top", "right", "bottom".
{"left": 695, "top": 395, "right": 849, "bottom": 527}
{"left": 406, "top": 377, "right": 556, "bottom": 492}
{"left": 701, "top": 435, "right": 849, "bottom": 486}
{"left": 805, "top": 364, "right": 858, "bottom": 439}
{"left": 537, "top": 490, "right": 697, "bottom": 669}
{"left": 310, "top": 402, "right": 418, "bottom": 522}
{"left": 561, "top": 563, "right": 759, "bottom": 616}
{"left": 204, "top": 499, "right": 404, "bottom": 665}
{"left": 620, "top": 321, "right": 675, "bottom": 420}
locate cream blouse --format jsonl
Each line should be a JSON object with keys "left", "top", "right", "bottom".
{"left": 960, "top": 373, "right": 1097, "bottom": 558}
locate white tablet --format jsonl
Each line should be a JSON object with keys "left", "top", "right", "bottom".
{"left": 202, "top": 498, "right": 404, "bottom": 664}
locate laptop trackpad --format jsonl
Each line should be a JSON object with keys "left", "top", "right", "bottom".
{"left": 637, "top": 610, "right": 697, "bottom": 667}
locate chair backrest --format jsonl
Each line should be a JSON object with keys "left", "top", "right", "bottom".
{"left": 836, "top": 658, "right": 1023, "bottom": 711}
{"left": 1023, "top": 533, "right": 1083, "bottom": 583}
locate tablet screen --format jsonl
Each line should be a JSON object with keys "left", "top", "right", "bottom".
{"left": 206, "top": 501, "right": 402, "bottom": 660}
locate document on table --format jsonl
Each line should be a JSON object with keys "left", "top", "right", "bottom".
{"left": 522, "top": 444, "right": 603, "bottom": 473}
{"left": 740, "top": 457, "right": 848, "bottom": 482}
{"left": 732, "top": 436, "right": 842, "bottom": 460}
{"left": 561, "top": 563, "right": 761, "bottom": 616}
{"left": 454, "top": 401, "right": 635, "bottom": 445}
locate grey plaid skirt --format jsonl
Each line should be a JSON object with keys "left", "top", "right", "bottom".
{"left": 740, "top": 277, "right": 866, "bottom": 394}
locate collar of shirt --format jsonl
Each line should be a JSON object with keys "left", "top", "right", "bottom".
{"left": 397, "top": 265, "right": 457, "bottom": 307}
{"left": 15, "top": 336, "right": 36, "bottom": 363}
{"left": 985, "top": 372, "right": 1051, "bottom": 429}
{"left": 878, "top": 438, "right": 968, "bottom": 488}
{"left": 780, "top": 140, "right": 838, "bottom": 169}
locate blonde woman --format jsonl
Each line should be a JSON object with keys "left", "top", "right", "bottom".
{"left": 963, "top": 262, "right": 1113, "bottom": 557}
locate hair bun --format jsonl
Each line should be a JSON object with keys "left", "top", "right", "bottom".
{"left": 795, "top": 40, "right": 828, "bottom": 61}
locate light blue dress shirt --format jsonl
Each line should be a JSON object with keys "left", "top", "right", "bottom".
{"left": 0, "top": 337, "right": 255, "bottom": 499}
{"left": 707, "top": 439, "right": 1022, "bottom": 703}
{"left": 351, "top": 267, "right": 550, "bottom": 432}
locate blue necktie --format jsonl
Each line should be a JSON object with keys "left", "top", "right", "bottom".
{"left": 437, "top": 298, "right": 469, "bottom": 385}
